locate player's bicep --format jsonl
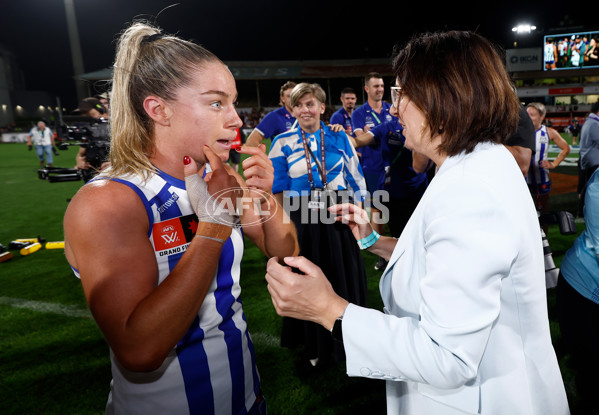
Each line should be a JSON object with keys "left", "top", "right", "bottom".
{"left": 65, "top": 182, "right": 157, "bottom": 329}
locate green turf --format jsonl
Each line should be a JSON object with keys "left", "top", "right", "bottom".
{"left": 0, "top": 141, "right": 585, "bottom": 414}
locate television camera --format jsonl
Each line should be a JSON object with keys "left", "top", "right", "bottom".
{"left": 538, "top": 209, "right": 577, "bottom": 288}
{"left": 539, "top": 210, "right": 577, "bottom": 235}
{"left": 37, "top": 116, "right": 110, "bottom": 183}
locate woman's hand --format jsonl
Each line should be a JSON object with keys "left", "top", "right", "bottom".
{"left": 328, "top": 203, "right": 373, "bottom": 241}
{"left": 237, "top": 143, "right": 274, "bottom": 201}
{"left": 76, "top": 148, "right": 91, "bottom": 170}
{"left": 539, "top": 160, "right": 556, "bottom": 169}
{"left": 328, "top": 123, "right": 345, "bottom": 133}
{"left": 265, "top": 256, "right": 348, "bottom": 330}
{"left": 235, "top": 144, "right": 299, "bottom": 258}
{"left": 184, "top": 145, "right": 243, "bottom": 227}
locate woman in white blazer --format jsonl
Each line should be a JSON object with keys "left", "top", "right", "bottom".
{"left": 265, "top": 30, "right": 570, "bottom": 414}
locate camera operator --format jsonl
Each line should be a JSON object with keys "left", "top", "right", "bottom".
{"left": 95, "top": 92, "right": 110, "bottom": 117}
{"left": 73, "top": 97, "right": 111, "bottom": 178}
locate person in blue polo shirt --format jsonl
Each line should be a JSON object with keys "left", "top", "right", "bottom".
{"left": 352, "top": 94, "right": 430, "bottom": 239}
{"left": 351, "top": 72, "right": 394, "bottom": 270}
{"left": 246, "top": 81, "right": 297, "bottom": 147}
{"left": 330, "top": 87, "right": 358, "bottom": 137}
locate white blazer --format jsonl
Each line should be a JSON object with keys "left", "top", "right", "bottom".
{"left": 343, "top": 143, "right": 569, "bottom": 414}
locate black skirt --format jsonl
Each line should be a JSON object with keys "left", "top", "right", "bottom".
{"left": 280, "top": 196, "right": 368, "bottom": 362}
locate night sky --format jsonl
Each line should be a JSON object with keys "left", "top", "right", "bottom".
{"left": 0, "top": 0, "right": 595, "bottom": 109}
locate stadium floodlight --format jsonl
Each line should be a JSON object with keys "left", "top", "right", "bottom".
{"left": 512, "top": 24, "right": 537, "bottom": 34}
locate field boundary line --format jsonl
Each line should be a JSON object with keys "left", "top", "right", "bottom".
{"left": 0, "top": 296, "right": 282, "bottom": 347}
{"left": 0, "top": 296, "right": 92, "bottom": 319}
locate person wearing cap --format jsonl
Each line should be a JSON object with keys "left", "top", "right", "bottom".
{"left": 74, "top": 97, "right": 108, "bottom": 118}
{"left": 95, "top": 92, "right": 110, "bottom": 116}
{"left": 73, "top": 97, "right": 111, "bottom": 175}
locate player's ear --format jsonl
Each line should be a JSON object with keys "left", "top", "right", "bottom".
{"left": 143, "top": 96, "right": 172, "bottom": 126}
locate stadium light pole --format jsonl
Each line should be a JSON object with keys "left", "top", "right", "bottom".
{"left": 64, "top": 0, "right": 86, "bottom": 102}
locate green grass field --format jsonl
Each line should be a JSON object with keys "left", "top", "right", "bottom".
{"left": 0, "top": 140, "right": 584, "bottom": 414}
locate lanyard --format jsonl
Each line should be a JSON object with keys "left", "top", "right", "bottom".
{"left": 371, "top": 111, "right": 381, "bottom": 125}
{"left": 299, "top": 126, "right": 326, "bottom": 189}
{"left": 369, "top": 102, "right": 384, "bottom": 125}
{"left": 36, "top": 128, "right": 48, "bottom": 141}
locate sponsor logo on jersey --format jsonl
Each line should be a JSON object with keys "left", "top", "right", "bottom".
{"left": 157, "top": 192, "right": 180, "bottom": 214}
{"left": 152, "top": 214, "right": 198, "bottom": 256}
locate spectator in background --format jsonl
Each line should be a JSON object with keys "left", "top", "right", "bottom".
{"left": 26, "top": 120, "right": 58, "bottom": 167}
{"left": 578, "top": 100, "right": 599, "bottom": 216}
{"left": 322, "top": 106, "right": 335, "bottom": 125}
{"left": 240, "top": 108, "right": 262, "bottom": 128}
{"left": 557, "top": 37, "right": 569, "bottom": 68}
{"left": 352, "top": 72, "right": 394, "bottom": 271}
{"left": 557, "top": 168, "right": 599, "bottom": 415}
{"left": 525, "top": 102, "right": 571, "bottom": 231}
{"left": 576, "top": 37, "right": 587, "bottom": 67}
{"left": 585, "top": 38, "right": 599, "bottom": 66}
{"left": 330, "top": 87, "right": 357, "bottom": 137}
{"left": 569, "top": 39, "right": 582, "bottom": 68}
{"left": 569, "top": 119, "right": 581, "bottom": 145}
{"left": 245, "top": 81, "right": 297, "bottom": 147}
{"left": 545, "top": 37, "right": 557, "bottom": 70}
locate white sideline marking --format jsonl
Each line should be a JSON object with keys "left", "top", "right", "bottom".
{"left": 0, "top": 296, "right": 92, "bottom": 319}
{"left": 0, "top": 296, "right": 281, "bottom": 347}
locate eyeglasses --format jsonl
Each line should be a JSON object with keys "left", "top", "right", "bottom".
{"left": 390, "top": 86, "right": 405, "bottom": 108}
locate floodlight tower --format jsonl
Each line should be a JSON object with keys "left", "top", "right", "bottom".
{"left": 64, "top": 0, "right": 86, "bottom": 102}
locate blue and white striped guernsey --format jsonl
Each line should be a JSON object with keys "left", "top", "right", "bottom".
{"left": 268, "top": 122, "right": 366, "bottom": 199}
{"left": 526, "top": 124, "right": 551, "bottom": 189}
{"left": 79, "top": 168, "right": 260, "bottom": 415}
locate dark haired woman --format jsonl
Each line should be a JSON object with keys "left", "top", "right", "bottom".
{"left": 266, "top": 31, "right": 569, "bottom": 414}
